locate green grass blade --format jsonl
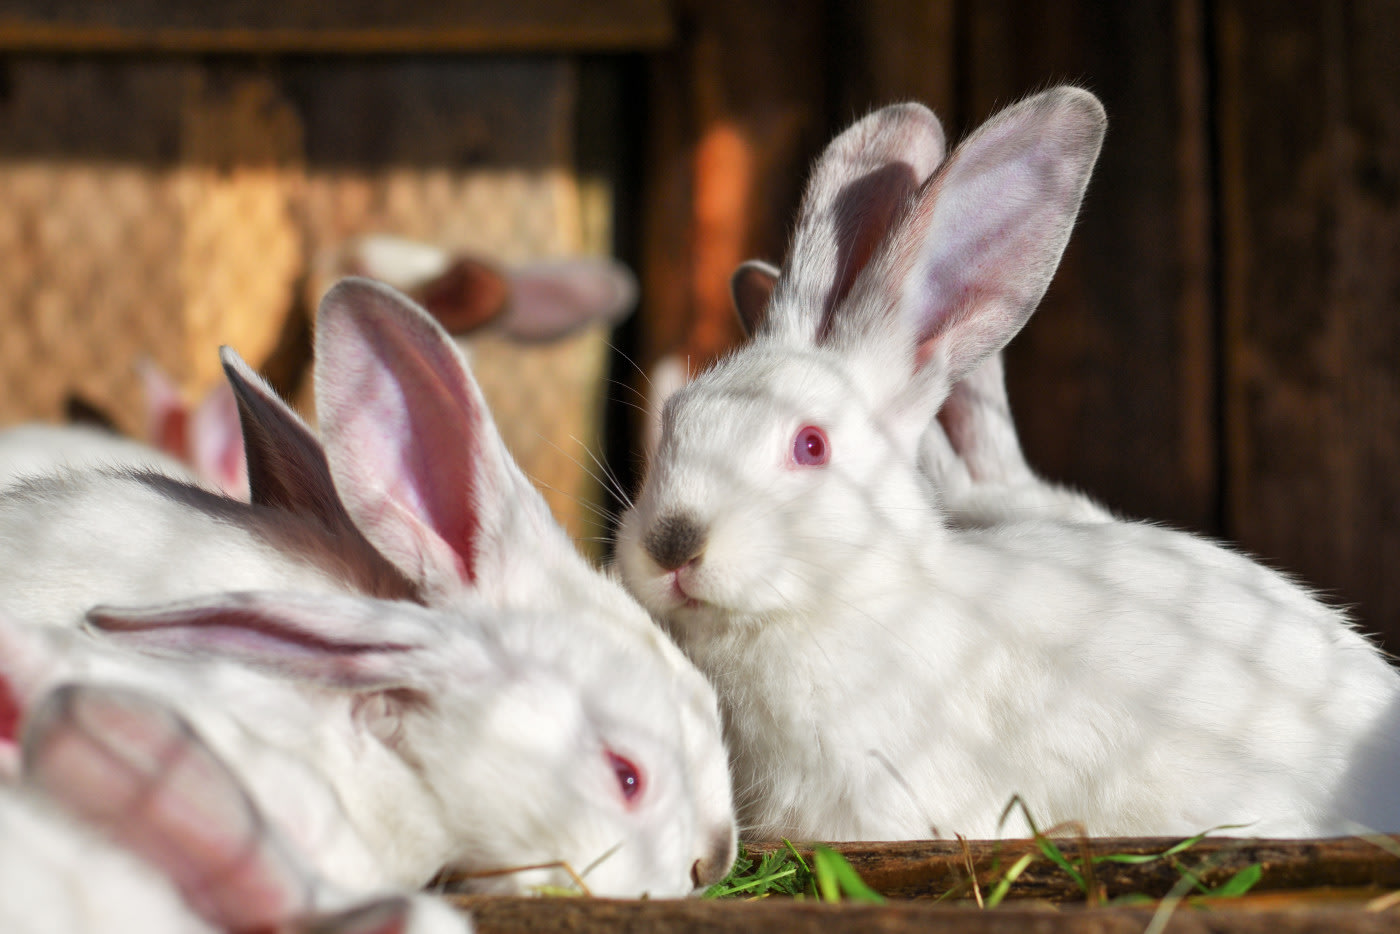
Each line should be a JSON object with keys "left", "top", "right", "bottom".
{"left": 1200, "top": 863, "right": 1263, "bottom": 899}
{"left": 812, "top": 846, "right": 885, "bottom": 904}
{"left": 985, "top": 852, "right": 1036, "bottom": 908}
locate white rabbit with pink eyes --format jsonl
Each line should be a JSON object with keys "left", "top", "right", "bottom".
{"left": 0, "top": 587, "right": 713, "bottom": 899}
{"left": 616, "top": 86, "right": 1400, "bottom": 842}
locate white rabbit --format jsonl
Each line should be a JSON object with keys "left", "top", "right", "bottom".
{"left": 616, "top": 87, "right": 1400, "bottom": 841}
{"left": 0, "top": 584, "right": 716, "bottom": 898}
{"left": 0, "top": 279, "right": 736, "bottom": 893}
{"left": 230, "top": 277, "right": 736, "bottom": 887}
{"left": 738, "top": 257, "right": 1110, "bottom": 527}
{"left": 7, "top": 681, "right": 468, "bottom": 934}
{"left": 81, "top": 589, "right": 714, "bottom": 898}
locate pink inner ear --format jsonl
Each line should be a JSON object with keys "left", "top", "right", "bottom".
{"left": 0, "top": 678, "right": 20, "bottom": 776}
{"left": 0, "top": 679, "right": 19, "bottom": 746}
{"left": 817, "top": 161, "right": 927, "bottom": 338}
{"left": 25, "top": 686, "right": 314, "bottom": 930}
{"left": 318, "top": 281, "right": 495, "bottom": 590}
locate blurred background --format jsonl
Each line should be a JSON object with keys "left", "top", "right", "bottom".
{"left": 0, "top": 2, "right": 1396, "bottom": 648}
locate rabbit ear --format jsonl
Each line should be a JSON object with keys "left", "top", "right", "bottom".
{"left": 763, "top": 102, "right": 944, "bottom": 340}
{"left": 221, "top": 347, "right": 347, "bottom": 525}
{"left": 186, "top": 375, "right": 248, "bottom": 500}
{"left": 499, "top": 258, "right": 638, "bottom": 342}
{"left": 0, "top": 615, "right": 56, "bottom": 780}
{"left": 730, "top": 260, "right": 779, "bottom": 337}
{"left": 314, "top": 277, "right": 530, "bottom": 601}
{"left": 138, "top": 358, "right": 191, "bottom": 463}
{"left": 936, "top": 352, "right": 1035, "bottom": 486}
{"left": 22, "top": 683, "right": 321, "bottom": 931}
{"left": 85, "top": 591, "right": 432, "bottom": 694}
{"left": 838, "top": 87, "right": 1106, "bottom": 396}
{"left": 414, "top": 256, "right": 511, "bottom": 335}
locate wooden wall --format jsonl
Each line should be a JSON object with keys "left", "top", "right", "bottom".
{"left": 634, "top": 0, "right": 1400, "bottom": 648}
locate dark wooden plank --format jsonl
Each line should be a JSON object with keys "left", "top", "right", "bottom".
{"left": 637, "top": 0, "right": 828, "bottom": 372}
{"left": 827, "top": 1, "right": 958, "bottom": 129}
{"left": 449, "top": 895, "right": 1400, "bottom": 934}
{"left": 962, "top": 0, "right": 1219, "bottom": 532}
{"left": 1215, "top": 0, "right": 1400, "bottom": 649}
{"left": 0, "top": 0, "right": 672, "bottom": 52}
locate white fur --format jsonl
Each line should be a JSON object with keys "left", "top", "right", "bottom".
{"left": 4, "top": 681, "right": 469, "bottom": 934}
{"left": 0, "top": 785, "right": 215, "bottom": 934}
{"left": 618, "top": 88, "right": 1400, "bottom": 841}
{"left": 80, "top": 589, "right": 709, "bottom": 898}
{"left": 0, "top": 278, "right": 735, "bottom": 894}
{"left": 0, "top": 424, "right": 197, "bottom": 491}
{"left": 919, "top": 352, "right": 1112, "bottom": 527}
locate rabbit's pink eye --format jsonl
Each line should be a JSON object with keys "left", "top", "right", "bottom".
{"left": 792, "top": 426, "right": 829, "bottom": 467}
{"left": 607, "top": 750, "right": 643, "bottom": 803}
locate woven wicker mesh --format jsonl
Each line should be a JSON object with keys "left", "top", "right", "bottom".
{"left": 0, "top": 56, "right": 611, "bottom": 543}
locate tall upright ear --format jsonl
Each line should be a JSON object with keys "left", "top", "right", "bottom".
{"left": 85, "top": 591, "right": 437, "bottom": 694}
{"left": 221, "top": 348, "right": 349, "bottom": 525}
{"left": 22, "top": 684, "right": 323, "bottom": 931}
{"left": 730, "top": 260, "right": 779, "bottom": 337}
{"left": 501, "top": 257, "right": 638, "bottom": 342}
{"left": 764, "top": 102, "right": 944, "bottom": 340}
{"left": 314, "top": 277, "right": 526, "bottom": 599}
{"left": 842, "top": 87, "right": 1106, "bottom": 388}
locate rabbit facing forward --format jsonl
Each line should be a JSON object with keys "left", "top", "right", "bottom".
{"left": 617, "top": 87, "right": 1400, "bottom": 841}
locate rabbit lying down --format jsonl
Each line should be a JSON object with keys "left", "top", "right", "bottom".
{"left": 0, "top": 583, "right": 716, "bottom": 898}
{"left": 0, "top": 280, "right": 735, "bottom": 896}
{"left": 2, "top": 681, "right": 467, "bottom": 934}
{"left": 617, "top": 86, "right": 1400, "bottom": 842}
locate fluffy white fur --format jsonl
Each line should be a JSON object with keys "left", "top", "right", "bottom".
{"left": 0, "top": 278, "right": 735, "bottom": 895}
{"left": 4, "top": 682, "right": 468, "bottom": 934}
{"left": 618, "top": 87, "right": 1400, "bottom": 841}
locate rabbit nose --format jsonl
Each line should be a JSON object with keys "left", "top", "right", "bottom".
{"left": 692, "top": 826, "right": 737, "bottom": 888}
{"left": 644, "top": 513, "right": 707, "bottom": 571}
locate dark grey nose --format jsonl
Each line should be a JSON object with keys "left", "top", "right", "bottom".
{"left": 692, "top": 825, "right": 738, "bottom": 888}
{"left": 643, "top": 513, "right": 707, "bottom": 571}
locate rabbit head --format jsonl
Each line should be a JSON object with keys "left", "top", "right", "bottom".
{"left": 618, "top": 89, "right": 1106, "bottom": 636}
{"left": 292, "top": 277, "right": 734, "bottom": 888}
{"left": 85, "top": 588, "right": 719, "bottom": 898}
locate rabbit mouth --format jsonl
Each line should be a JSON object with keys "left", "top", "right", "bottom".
{"left": 670, "top": 571, "right": 702, "bottom": 609}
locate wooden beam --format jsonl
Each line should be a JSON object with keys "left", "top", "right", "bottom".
{"left": 750, "top": 836, "right": 1400, "bottom": 901}
{"left": 448, "top": 895, "right": 1400, "bottom": 933}
{"left": 0, "top": 0, "right": 673, "bottom": 52}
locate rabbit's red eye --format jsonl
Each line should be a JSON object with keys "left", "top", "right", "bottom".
{"left": 792, "top": 426, "right": 829, "bottom": 467}
{"left": 607, "top": 750, "right": 643, "bottom": 803}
